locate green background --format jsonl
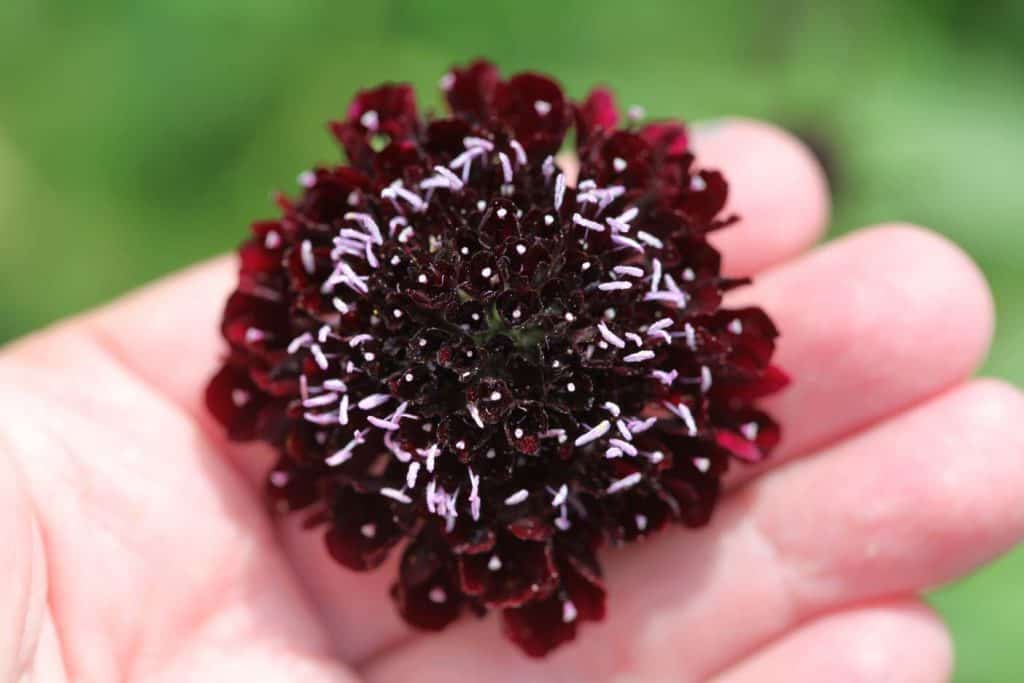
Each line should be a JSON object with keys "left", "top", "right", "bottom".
{"left": 1, "top": 1, "right": 1021, "bottom": 678}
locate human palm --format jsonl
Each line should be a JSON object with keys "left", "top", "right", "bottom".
{"left": 3, "top": 120, "right": 1021, "bottom": 683}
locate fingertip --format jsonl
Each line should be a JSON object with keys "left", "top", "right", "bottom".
{"left": 856, "top": 222, "right": 996, "bottom": 365}
{"left": 693, "top": 118, "right": 831, "bottom": 276}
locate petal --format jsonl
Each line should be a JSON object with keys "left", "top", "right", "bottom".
{"left": 442, "top": 59, "right": 501, "bottom": 121}
{"left": 575, "top": 87, "right": 620, "bottom": 146}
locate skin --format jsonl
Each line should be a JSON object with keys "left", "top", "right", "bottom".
{"left": 2, "top": 119, "right": 1022, "bottom": 683}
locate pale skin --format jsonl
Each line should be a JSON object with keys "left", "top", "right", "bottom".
{"left": 2, "top": 119, "right": 1022, "bottom": 683}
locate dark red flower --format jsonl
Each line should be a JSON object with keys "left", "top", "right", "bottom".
{"left": 207, "top": 60, "right": 787, "bottom": 657}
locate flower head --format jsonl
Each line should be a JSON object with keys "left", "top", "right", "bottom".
{"left": 206, "top": 59, "right": 787, "bottom": 657}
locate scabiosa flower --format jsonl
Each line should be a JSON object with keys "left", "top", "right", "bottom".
{"left": 206, "top": 59, "right": 787, "bottom": 657}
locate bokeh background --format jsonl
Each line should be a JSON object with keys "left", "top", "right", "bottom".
{"left": 1, "top": 1, "right": 1021, "bottom": 678}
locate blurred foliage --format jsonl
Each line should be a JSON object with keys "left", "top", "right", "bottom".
{"left": 0, "top": 1, "right": 1021, "bottom": 679}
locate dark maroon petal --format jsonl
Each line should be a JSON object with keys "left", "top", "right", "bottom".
{"left": 266, "top": 458, "right": 320, "bottom": 513}
{"left": 501, "top": 593, "right": 577, "bottom": 658}
{"left": 205, "top": 362, "right": 268, "bottom": 441}
{"left": 493, "top": 73, "right": 570, "bottom": 155}
{"left": 393, "top": 534, "right": 463, "bottom": 631}
{"left": 640, "top": 121, "right": 689, "bottom": 157}
{"left": 458, "top": 536, "right": 559, "bottom": 607}
{"left": 575, "top": 87, "right": 619, "bottom": 146}
{"left": 442, "top": 59, "right": 501, "bottom": 121}
{"left": 324, "top": 486, "right": 406, "bottom": 571}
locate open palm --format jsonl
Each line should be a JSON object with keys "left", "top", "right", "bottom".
{"left": 3, "top": 120, "right": 1021, "bottom": 683}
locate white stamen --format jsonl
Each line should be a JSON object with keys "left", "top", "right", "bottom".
{"left": 287, "top": 332, "right": 313, "bottom": 354}
{"left": 380, "top": 487, "right": 412, "bottom": 504}
{"left": 498, "top": 152, "right": 513, "bottom": 184}
{"left": 303, "top": 392, "right": 338, "bottom": 408}
{"left": 534, "top": 99, "right": 552, "bottom": 115}
{"left": 612, "top": 157, "right": 628, "bottom": 172}
{"left": 509, "top": 139, "right": 527, "bottom": 165}
{"left": 310, "top": 344, "right": 329, "bottom": 370}
{"left": 598, "top": 281, "right": 632, "bottom": 291}
{"left": 349, "top": 334, "right": 374, "bottom": 347}
{"left": 636, "top": 231, "right": 664, "bottom": 249}
{"left": 368, "top": 416, "right": 400, "bottom": 431}
{"left": 606, "top": 472, "right": 643, "bottom": 494}
{"left": 231, "top": 389, "right": 250, "bottom": 406}
{"left": 635, "top": 514, "right": 648, "bottom": 531}
{"left": 728, "top": 318, "right": 744, "bottom": 334}
{"left": 701, "top": 366, "right": 713, "bottom": 393}
{"left": 359, "top": 109, "right": 379, "bottom": 130}
{"left": 428, "top": 587, "right": 447, "bottom": 603}
{"left": 542, "top": 155, "right": 556, "bottom": 179}
{"left": 611, "top": 234, "right": 645, "bottom": 252}
{"left": 694, "top": 457, "right": 711, "bottom": 473}
{"left": 440, "top": 72, "right": 455, "bottom": 90}
{"left": 605, "top": 447, "right": 623, "bottom": 459}
{"left": 264, "top": 230, "right": 282, "bottom": 249}
{"left": 463, "top": 135, "right": 494, "bottom": 151}
{"left": 616, "top": 419, "right": 633, "bottom": 441}
{"left": 300, "top": 240, "right": 316, "bottom": 274}
{"left": 338, "top": 394, "right": 350, "bottom": 426}
{"left": 449, "top": 146, "right": 485, "bottom": 173}
{"left": 554, "top": 173, "right": 566, "bottom": 210}
{"left": 628, "top": 416, "right": 658, "bottom": 434}
{"left": 682, "top": 267, "right": 696, "bottom": 281}
{"left": 613, "top": 265, "right": 645, "bottom": 278}
{"left": 573, "top": 213, "right": 606, "bottom": 233}
{"left": 244, "top": 327, "right": 266, "bottom": 345}
{"left": 665, "top": 402, "right": 698, "bottom": 436}
{"left": 575, "top": 420, "right": 611, "bottom": 447}
{"left": 562, "top": 600, "right": 578, "bottom": 623}
{"left": 488, "top": 555, "right": 503, "bottom": 571}
{"left": 504, "top": 489, "right": 529, "bottom": 506}
{"left": 467, "top": 403, "right": 485, "bottom": 429}
{"left": 361, "top": 523, "right": 377, "bottom": 538}
{"left": 555, "top": 506, "right": 571, "bottom": 531}
{"left": 344, "top": 212, "right": 383, "bottom": 244}
{"left": 419, "top": 443, "right": 440, "bottom": 473}
{"left": 650, "top": 368, "right": 679, "bottom": 386}
{"left": 684, "top": 323, "right": 697, "bottom": 350}
{"left": 597, "top": 322, "right": 626, "bottom": 349}
{"left": 358, "top": 393, "right": 392, "bottom": 410}
{"left": 433, "top": 165, "right": 465, "bottom": 191}
{"left": 603, "top": 401, "right": 621, "bottom": 417}
{"left": 298, "top": 170, "right": 316, "bottom": 188}
{"left": 624, "top": 350, "right": 655, "bottom": 363}
{"left": 406, "top": 461, "right": 421, "bottom": 489}
{"left": 690, "top": 174, "right": 707, "bottom": 191}
{"left": 741, "top": 421, "right": 760, "bottom": 440}
{"left": 326, "top": 430, "right": 366, "bottom": 466}
{"left": 610, "top": 438, "right": 638, "bottom": 457}
{"left": 381, "top": 181, "right": 426, "bottom": 212}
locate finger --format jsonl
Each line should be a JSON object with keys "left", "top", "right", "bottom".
{"left": 363, "top": 379, "right": 1024, "bottom": 682}
{"left": 710, "top": 599, "right": 951, "bottom": 683}
{"left": 695, "top": 118, "right": 830, "bottom": 276}
{"left": 0, "top": 440, "right": 47, "bottom": 681}
{"left": 728, "top": 223, "right": 993, "bottom": 484}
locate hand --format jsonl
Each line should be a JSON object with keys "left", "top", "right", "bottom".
{"left": 2, "top": 119, "right": 1020, "bottom": 683}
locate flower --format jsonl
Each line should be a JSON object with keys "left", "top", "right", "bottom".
{"left": 206, "top": 58, "right": 787, "bottom": 657}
